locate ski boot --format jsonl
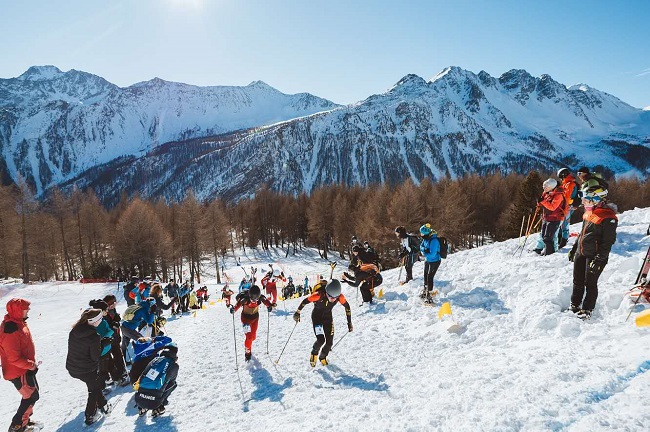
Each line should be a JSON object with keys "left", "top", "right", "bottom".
{"left": 577, "top": 309, "right": 592, "bottom": 320}
{"left": 244, "top": 350, "right": 252, "bottom": 362}
{"left": 116, "top": 374, "right": 130, "bottom": 387}
{"left": 99, "top": 402, "right": 113, "bottom": 416}
{"left": 309, "top": 354, "right": 317, "bottom": 367}
{"left": 138, "top": 407, "right": 148, "bottom": 417}
{"left": 320, "top": 358, "right": 329, "bottom": 366}
{"left": 84, "top": 411, "right": 103, "bottom": 426}
{"left": 151, "top": 406, "right": 166, "bottom": 418}
{"left": 568, "top": 303, "right": 580, "bottom": 313}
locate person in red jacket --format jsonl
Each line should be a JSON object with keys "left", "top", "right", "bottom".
{"left": 533, "top": 178, "right": 566, "bottom": 256}
{"left": 0, "top": 298, "right": 40, "bottom": 432}
{"left": 261, "top": 269, "right": 284, "bottom": 306}
{"left": 229, "top": 285, "right": 273, "bottom": 361}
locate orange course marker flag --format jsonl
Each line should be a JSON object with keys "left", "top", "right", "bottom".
{"left": 438, "top": 302, "right": 452, "bottom": 320}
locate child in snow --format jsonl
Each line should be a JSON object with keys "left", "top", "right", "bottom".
{"left": 230, "top": 285, "right": 274, "bottom": 361}
{"left": 293, "top": 279, "right": 352, "bottom": 366}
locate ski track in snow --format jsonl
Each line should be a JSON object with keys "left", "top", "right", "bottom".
{"left": 1, "top": 208, "right": 650, "bottom": 431}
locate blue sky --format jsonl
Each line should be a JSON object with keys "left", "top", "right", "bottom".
{"left": 1, "top": 0, "right": 648, "bottom": 107}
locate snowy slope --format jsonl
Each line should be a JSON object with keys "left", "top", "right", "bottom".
{"left": 0, "top": 66, "right": 339, "bottom": 194}
{"left": 1, "top": 208, "right": 650, "bottom": 431}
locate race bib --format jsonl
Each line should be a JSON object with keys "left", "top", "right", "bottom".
{"left": 314, "top": 325, "right": 324, "bottom": 336}
{"left": 145, "top": 368, "right": 160, "bottom": 380}
{"left": 242, "top": 324, "right": 252, "bottom": 334}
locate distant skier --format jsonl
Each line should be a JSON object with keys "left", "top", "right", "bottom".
{"left": 163, "top": 280, "right": 180, "bottom": 315}
{"left": 124, "top": 276, "right": 139, "bottom": 306}
{"left": 568, "top": 185, "right": 617, "bottom": 320}
{"left": 261, "top": 268, "right": 284, "bottom": 305}
{"left": 342, "top": 250, "right": 382, "bottom": 305}
{"left": 303, "top": 276, "right": 310, "bottom": 296}
{"left": 419, "top": 223, "right": 441, "bottom": 302}
{"left": 221, "top": 284, "right": 234, "bottom": 307}
{"left": 196, "top": 286, "right": 209, "bottom": 308}
{"left": 230, "top": 285, "right": 274, "bottom": 361}
{"left": 238, "top": 277, "right": 251, "bottom": 294}
{"left": 0, "top": 298, "right": 41, "bottom": 432}
{"left": 293, "top": 279, "right": 352, "bottom": 366}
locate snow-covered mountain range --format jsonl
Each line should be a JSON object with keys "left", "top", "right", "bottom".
{"left": 1, "top": 65, "right": 649, "bottom": 202}
{"left": 0, "top": 66, "right": 339, "bottom": 194}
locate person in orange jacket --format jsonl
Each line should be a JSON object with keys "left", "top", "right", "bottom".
{"left": 229, "top": 285, "right": 273, "bottom": 361}
{"left": 533, "top": 178, "right": 566, "bottom": 256}
{"left": 557, "top": 168, "right": 579, "bottom": 248}
{"left": 0, "top": 298, "right": 40, "bottom": 432}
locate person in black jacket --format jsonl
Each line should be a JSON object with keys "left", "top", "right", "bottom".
{"left": 102, "top": 295, "right": 128, "bottom": 385}
{"left": 66, "top": 309, "right": 113, "bottom": 426}
{"left": 123, "top": 277, "right": 139, "bottom": 306}
{"left": 568, "top": 186, "right": 618, "bottom": 320}
{"left": 394, "top": 226, "right": 419, "bottom": 283}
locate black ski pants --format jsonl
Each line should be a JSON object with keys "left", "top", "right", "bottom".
{"left": 404, "top": 253, "right": 418, "bottom": 281}
{"left": 9, "top": 370, "right": 39, "bottom": 429}
{"left": 541, "top": 220, "right": 561, "bottom": 255}
{"left": 311, "top": 319, "right": 334, "bottom": 360}
{"left": 571, "top": 255, "right": 603, "bottom": 311}
{"left": 424, "top": 260, "right": 441, "bottom": 291}
{"left": 73, "top": 371, "right": 107, "bottom": 418}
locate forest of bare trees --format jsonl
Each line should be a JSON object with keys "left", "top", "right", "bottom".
{"left": 0, "top": 172, "right": 648, "bottom": 283}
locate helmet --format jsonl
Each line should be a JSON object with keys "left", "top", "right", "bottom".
{"left": 577, "top": 166, "right": 590, "bottom": 175}
{"left": 351, "top": 235, "right": 357, "bottom": 241}
{"left": 557, "top": 168, "right": 570, "bottom": 179}
{"left": 352, "top": 245, "right": 362, "bottom": 253}
{"left": 394, "top": 226, "right": 406, "bottom": 236}
{"left": 249, "top": 285, "right": 261, "bottom": 300}
{"left": 325, "top": 279, "right": 342, "bottom": 297}
{"left": 542, "top": 178, "right": 557, "bottom": 190}
{"left": 582, "top": 185, "right": 608, "bottom": 202}
{"left": 273, "top": 268, "right": 281, "bottom": 277}
{"left": 420, "top": 223, "right": 433, "bottom": 236}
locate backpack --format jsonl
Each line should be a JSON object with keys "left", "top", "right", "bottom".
{"left": 123, "top": 304, "right": 142, "bottom": 322}
{"left": 134, "top": 348, "right": 179, "bottom": 410}
{"left": 438, "top": 237, "right": 449, "bottom": 259}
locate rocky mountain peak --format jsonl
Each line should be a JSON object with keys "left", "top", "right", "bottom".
{"left": 17, "top": 65, "right": 64, "bottom": 81}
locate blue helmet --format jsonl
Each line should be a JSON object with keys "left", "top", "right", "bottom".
{"left": 420, "top": 223, "right": 434, "bottom": 236}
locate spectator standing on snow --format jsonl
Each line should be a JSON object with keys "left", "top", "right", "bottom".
{"left": 0, "top": 298, "right": 40, "bottom": 432}
{"left": 533, "top": 178, "right": 566, "bottom": 256}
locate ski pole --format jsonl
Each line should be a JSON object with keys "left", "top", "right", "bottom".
{"left": 626, "top": 286, "right": 647, "bottom": 322}
{"left": 266, "top": 308, "right": 270, "bottom": 355}
{"left": 331, "top": 332, "right": 348, "bottom": 351}
{"left": 232, "top": 314, "right": 240, "bottom": 370}
{"left": 275, "top": 321, "right": 298, "bottom": 364}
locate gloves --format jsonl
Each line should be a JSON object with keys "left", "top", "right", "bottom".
{"left": 348, "top": 324, "right": 353, "bottom": 332}
{"left": 229, "top": 305, "right": 235, "bottom": 314}
{"left": 568, "top": 247, "right": 576, "bottom": 262}
{"left": 293, "top": 311, "right": 301, "bottom": 323}
{"left": 588, "top": 256, "right": 607, "bottom": 274}
{"left": 267, "top": 304, "right": 274, "bottom": 312}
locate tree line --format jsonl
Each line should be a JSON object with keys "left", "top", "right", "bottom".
{"left": 1, "top": 171, "right": 648, "bottom": 283}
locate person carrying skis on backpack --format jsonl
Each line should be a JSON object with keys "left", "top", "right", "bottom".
{"left": 395, "top": 226, "right": 420, "bottom": 284}
{"left": 568, "top": 185, "right": 617, "bottom": 320}
{"left": 293, "top": 279, "right": 352, "bottom": 366}
{"left": 0, "top": 298, "right": 41, "bottom": 432}
{"left": 221, "top": 284, "right": 234, "bottom": 307}
{"left": 238, "top": 277, "right": 251, "bottom": 294}
{"left": 557, "top": 168, "right": 579, "bottom": 249}
{"left": 66, "top": 308, "right": 113, "bottom": 426}
{"left": 230, "top": 285, "right": 274, "bottom": 361}
{"left": 342, "top": 247, "right": 382, "bottom": 304}
{"left": 419, "top": 223, "right": 442, "bottom": 302}
{"left": 261, "top": 268, "right": 284, "bottom": 306}
{"left": 533, "top": 178, "right": 566, "bottom": 256}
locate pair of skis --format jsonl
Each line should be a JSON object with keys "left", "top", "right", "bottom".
{"left": 626, "top": 244, "right": 650, "bottom": 322}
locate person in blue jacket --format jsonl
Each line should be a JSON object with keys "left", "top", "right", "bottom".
{"left": 120, "top": 299, "right": 156, "bottom": 363}
{"left": 419, "top": 223, "right": 441, "bottom": 301}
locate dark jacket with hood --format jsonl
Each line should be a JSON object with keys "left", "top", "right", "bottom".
{"left": 0, "top": 299, "right": 36, "bottom": 380}
{"left": 572, "top": 202, "right": 618, "bottom": 261}
{"left": 66, "top": 323, "right": 101, "bottom": 378}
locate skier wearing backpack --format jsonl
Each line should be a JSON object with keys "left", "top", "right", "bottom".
{"left": 533, "top": 178, "right": 566, "bottom": 256}
{"left": 419, "top": 223, "right": 442, "bottom": 302}
{"left": 230, "top": 285, "right": 274, "bottom": 361}
{"left": 557, "top": 168, "right": 579, "bottom": 249}
{"left": 568, "top": 185, "right": 618, "bottom": 320}
{"left": 395, "top": 226, "right": 420, "bottom": 284}
{"left": 66, "top": 308, "right": 113, "bottom": 426}
{"left": 0, "top": 298, "right": 41, "bottom": 432}
{"left": 134, "top": 345, "right": 179, "bottom": 418}
{"left": 88, "top": 300, "right": 129, "bottom": 388}
{"left": 221, "top": 285, "right": 234, "bottom": 307}
{"left": 342, "top": 248, "right": 382, "bottom": 304}
{"left": 293, "top": 279, "right": 352, "bottom": 366}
